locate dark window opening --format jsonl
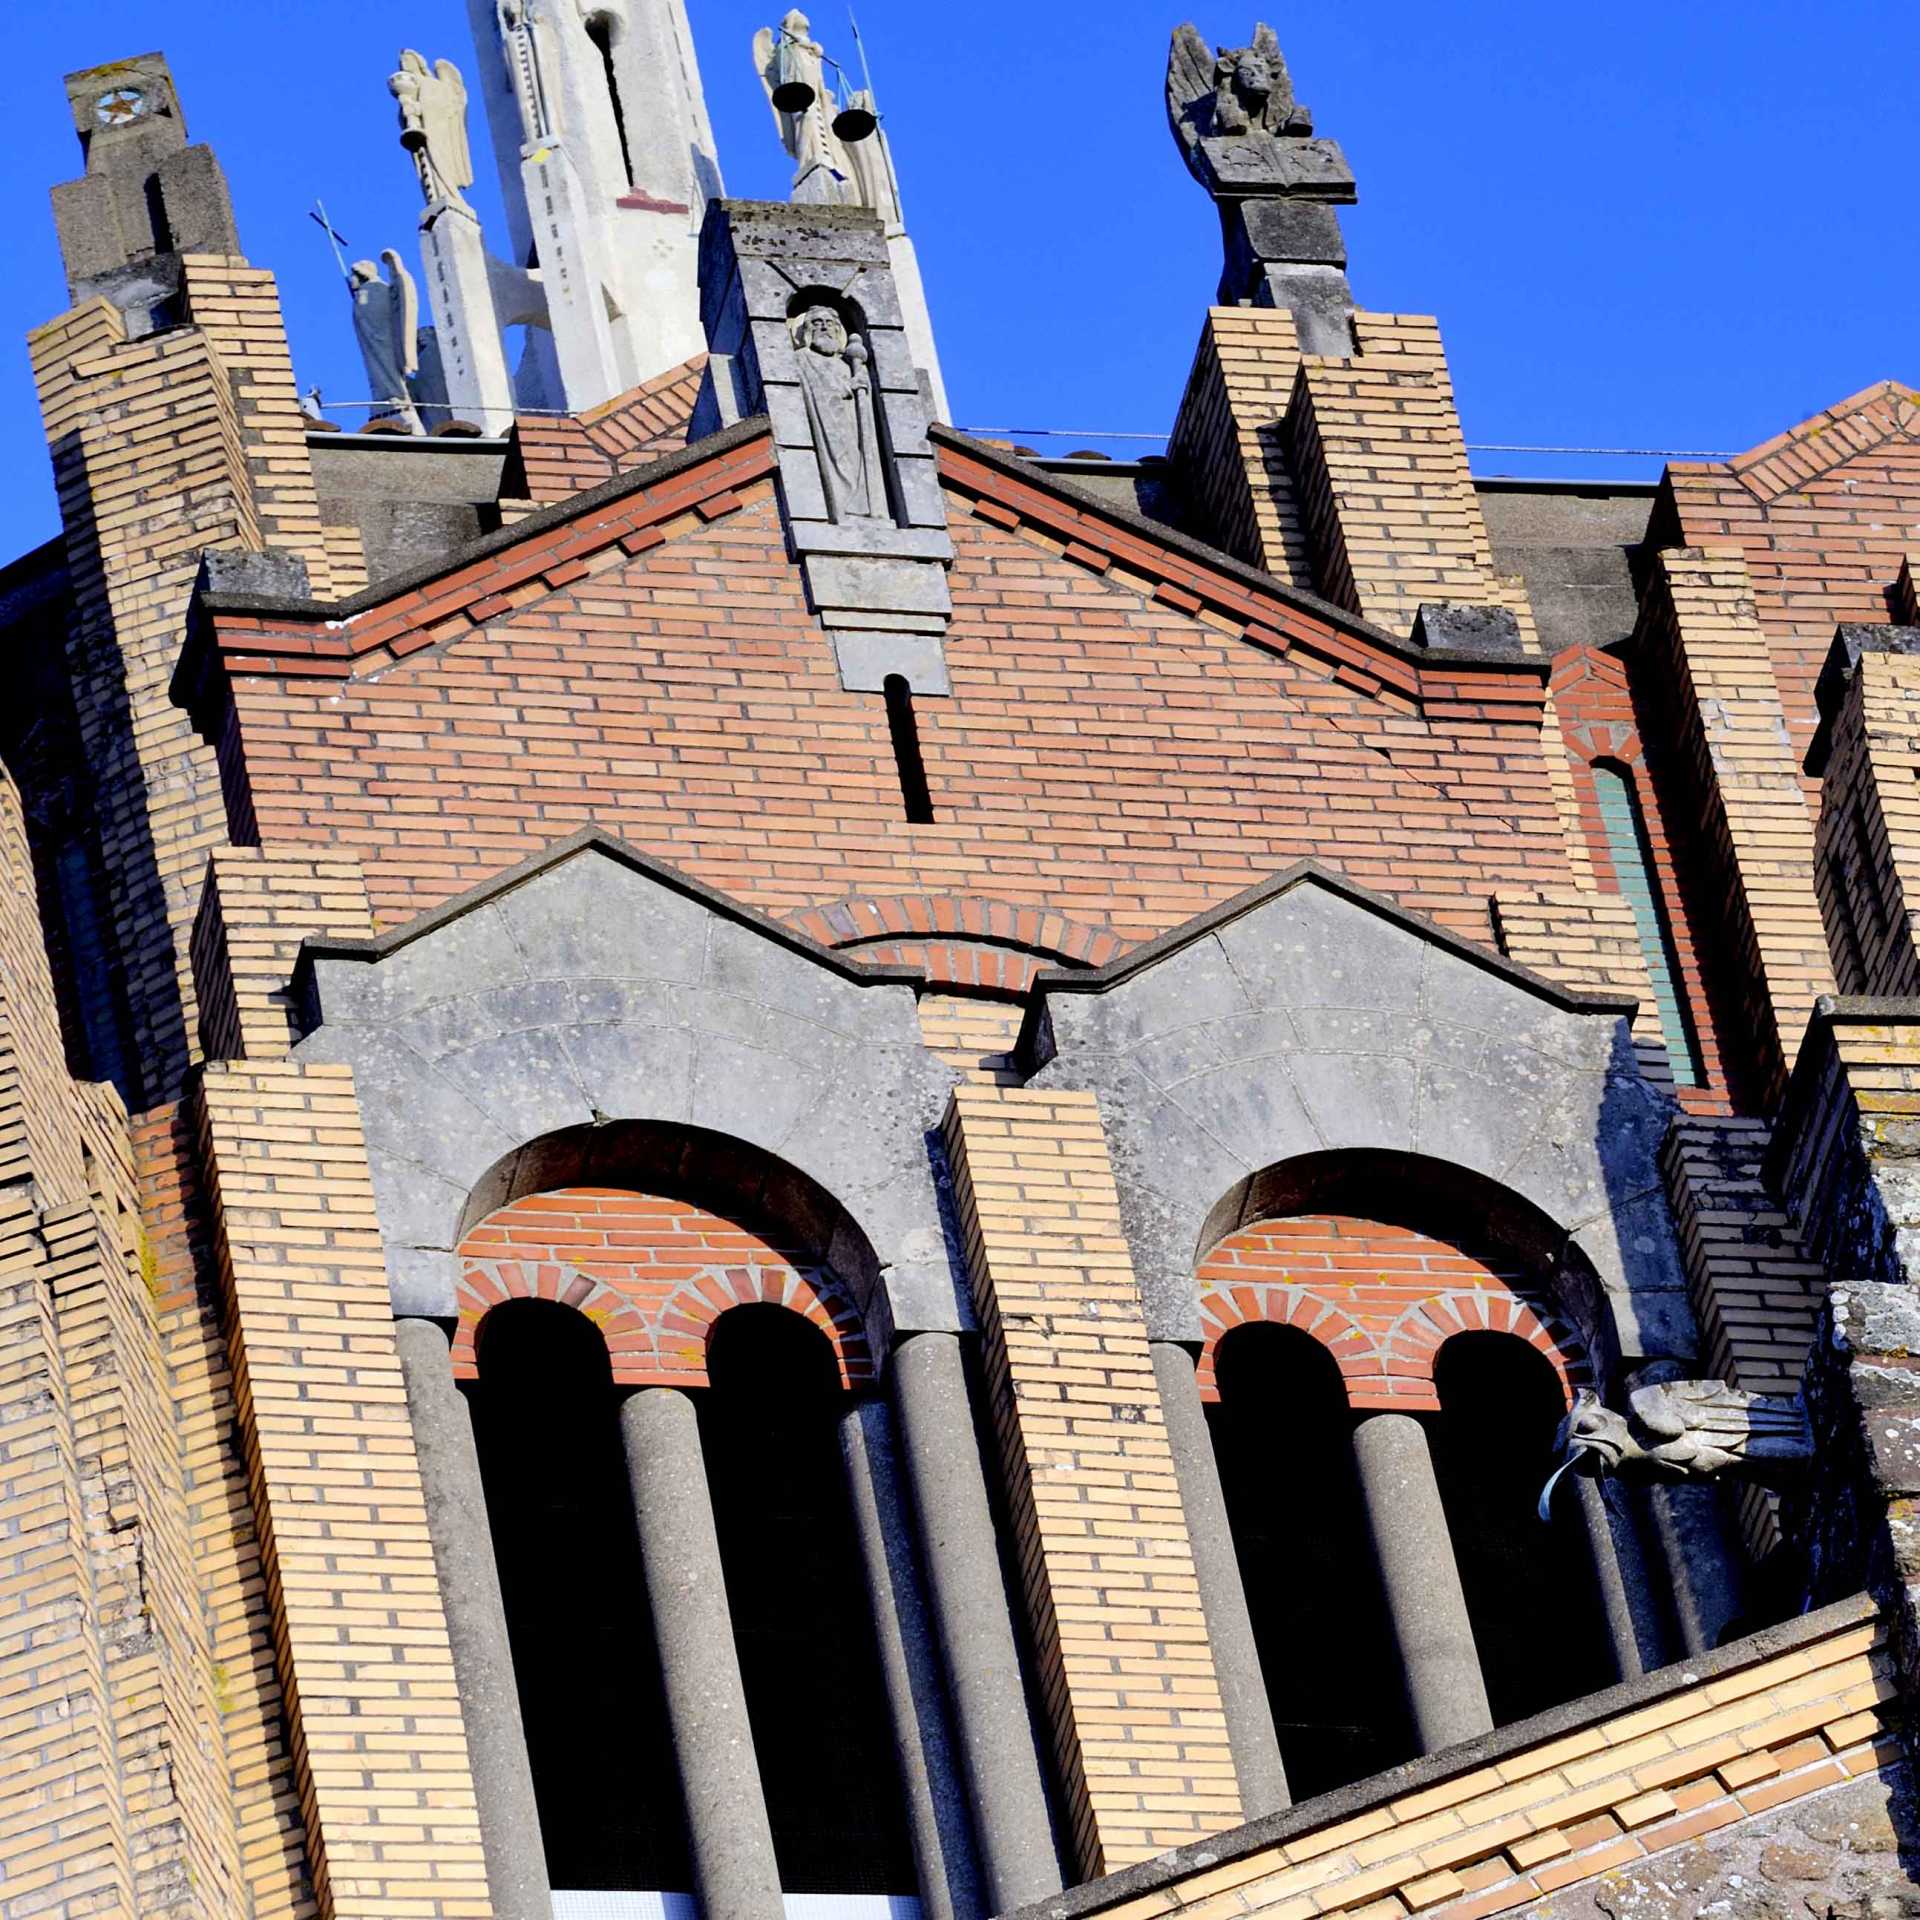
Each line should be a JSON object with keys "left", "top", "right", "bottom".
{"left": 1207, "top": 1323, "right": 1411, "bottom": 1797}
{"left": 1429, "top": 1333, "right": 1616, "bottom": 1727}
{"left": 884, "top": 675, "right": 935, "bottom": 823}
{"left": 1592, "top": 760, "right": 1705, "bottom": 1087}
{"left": 143, "top": 173, "right": 175, "bottom": 255}
{"left": 701, "top": 1304, "right": 916, "bottom": 1893}
{"left": 586, "top": 14, "right": 635, "bottom": 189}
{"left": 470, "top": 1301, "right": 690, "bottom": 1892}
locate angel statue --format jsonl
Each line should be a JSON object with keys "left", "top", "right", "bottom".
{"left": 754, "top": 10, "right": 891, "bottom": 213}
{"left": 349, "top": 253, "right": 424, "bottom": 434}
{"left": 1538, "top": 1380, "right": 1813, "bottom": 1519}
{"left": 390, "top": 49, "right": 474, "bottom": 208}
{"left": 791, "top": 303, "right": 887, "bottom": 525}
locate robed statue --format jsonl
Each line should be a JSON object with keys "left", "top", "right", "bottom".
{"left": 390, "top": 49, "right": 474, "bottom": 207}
{"left": 349, "top": 252, "right": 423, "bottom": 433}
{"left": 792, "top": 304, "right": 887, "bottom": 525}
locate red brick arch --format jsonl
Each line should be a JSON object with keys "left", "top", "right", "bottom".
{"left": 453, "top": 1188, "right": 874, "bottom": 1389}
{"left": 1196, "top": 1213, "right": 1591, "bottom": 1413}
{"left": 784, "top": 892, "right": 1126, "bottom": 991}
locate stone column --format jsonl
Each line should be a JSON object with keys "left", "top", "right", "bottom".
{"left": 889, "top": 1331, "right": 1061, "bottom": 1910}
{"left": 1351, "top": 1411, "right": 1493, "bottom": 1753}
{"left": 838, "top": 1394, "right": 982, "bottom": 1920}
{"left": 1646, "top": 1480, "right": 1745, "bottom": 1657}
{"left": 1574, "top": 1478, "right": 1662, "bottom": 1682}
{"left": 393, "top": 1316, "right": 553, "bottom": 1920}
{"left": 618, "top": 1387, "right": 784, "bottom": 1920}
{"left": 1150, "top": 1341, "right": 1290, "bottom": 1817}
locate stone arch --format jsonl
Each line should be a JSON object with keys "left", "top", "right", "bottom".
{"left": 1024, "top": 864, "right": 1696, "bottom": 1369}
{"left": 294, "top": 831, "right": 961, "bottom": 1336}
{"left": 1194, "top": 1150, "right": 1612, "bottom": 1406}
{"left": 453, "top": 1119, "right": 882, "bottom": 1389}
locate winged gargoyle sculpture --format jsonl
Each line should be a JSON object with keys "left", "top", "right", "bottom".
{"left": 1166, "top": 23, "right": 1316, "bottom": 191}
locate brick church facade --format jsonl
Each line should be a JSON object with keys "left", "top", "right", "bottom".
{"left": 4, "top": 15, "right": 1920, "bottom": 1920}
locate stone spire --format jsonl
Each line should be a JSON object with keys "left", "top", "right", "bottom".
{"left": 50, "top": 53, "right": 241, "bottom": 330}
{"left": 1166, "top": 21, "right": 1357, "bottom": 355}
{"left": 457, "top": 0, "right": 726, "bottom": 412}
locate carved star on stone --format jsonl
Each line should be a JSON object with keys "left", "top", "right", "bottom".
{"left": 95, "top": 88, "right": 147, "bottom": 126}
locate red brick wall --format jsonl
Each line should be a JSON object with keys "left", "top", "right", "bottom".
{"left": 1551, "top": 644, "right": 1734, "bottom": 1112}
{"left": 1196, "top": 1214, "right": 1591, "bottom": 1413}
{"left": 215, "top": 468, "right": 1580, "bottom": 955}
{"left": 455, "top": 1187, "right": 872, "bottom": 1388}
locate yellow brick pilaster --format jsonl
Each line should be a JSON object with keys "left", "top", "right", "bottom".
{"left": 1649, "top": 547, "right": 1834, "bottom": 1090}
{"left": 197, "top": 1061, "right": 492, "bottom": 1920}
{"left": 192, "top": 846, "right": 374, "bottom": 1063}
{"left": 942, "top": 1084, "right": 1241, "bottom": 1877}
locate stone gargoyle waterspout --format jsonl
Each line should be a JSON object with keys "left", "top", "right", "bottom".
{"left": 1538, "top": 1380, "right": 1814, "bottom": 1519}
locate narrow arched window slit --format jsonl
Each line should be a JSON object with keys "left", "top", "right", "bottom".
{"left": 883, "top": 675, "right": 935, "bottom": 824}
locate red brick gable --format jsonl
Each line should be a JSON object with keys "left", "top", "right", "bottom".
{"left": 1662, "top": 380, "right": 1920, "bottom": 796}
{"left": 511, "top": 353, "right": 709, "bottom": 504}
{"left": 183, "top": 426, "right": 1578, "bottom": 961}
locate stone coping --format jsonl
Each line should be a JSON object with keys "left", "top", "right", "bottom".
{"left": 290, "top": 825, "right": 929, "bottom": 1014}
{"left": 1001, "top": 1591, "right": 1881, "bottom": 1920}
{"left": 191, "top": 414, "right": 773, "bottom": 628}
{"left": 930, "top": 424, "right": 1553, "bottom": 678}
{"left": 1014, "top": 860, "right": 1637, "bottom": 1073}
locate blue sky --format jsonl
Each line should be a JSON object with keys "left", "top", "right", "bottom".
{"left": 0, "top": 0, "right": 1911, "bottom": 560}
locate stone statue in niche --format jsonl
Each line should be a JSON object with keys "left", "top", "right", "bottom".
{"left": 791, "top": 303, "right": 887, "bottom": 524}
{"left": 1539, "top": 1379, "right": 1813, "bottom": 1517}
{"left": 390, "top": 49, "right": 475, "bottom": 208}
{"left": 349, "top": 252, "right": 423, "bottom": 433}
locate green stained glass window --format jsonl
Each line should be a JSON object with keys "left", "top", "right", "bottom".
{"left": 1593, "top": 761, "right": 1704, "bottom": 1088}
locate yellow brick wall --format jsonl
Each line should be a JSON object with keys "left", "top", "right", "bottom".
{"left": 191, "top": 847, "right": 374, "bottom": 1063}
{"left": 1169, "top": 308, "right": 1314, "bottom": 587}
{"left": 1660, "top": 1118, "right": 1828, "bottom": 1557}
{"left": 1642, "top": 547, "right": 1834, "bottom": 1096}
{"left": 179, "top": 257, "right": 344, "bottom": 599}
{"left": 0, "top": 761, "right": 253, "bottom": 1918}
{"left": 0, "top": 1186, "right": 136, "bottom": 1918}
{"left": 1086, "top": 1606, "right": 1894, "bottom": 1920}
{"left": 943, "top": 1084, "right": 1241, "bottom": 1876}
{"left": 29, "top": 299, "right": 263, "bottom": 1102}
{"left": 196, "top": 1061, "right": 492, "bottom": 1920}
{"left": 1816, "top": 649, "right": 1920, "bottom": 997}
{"left": 1283, "top": 314, "right": 1538, "bottom": 647}
{"left": 0, "top": 762, "right": 86, "bottom": 1202}
{"left": 916, "top": 994, "right": 1025, "bottom": 1084}
{"left": 144, "top": 1103, "right": 318, "bottom": 1920}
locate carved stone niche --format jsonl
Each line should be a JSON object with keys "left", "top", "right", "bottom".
{"left": 693, "top": 199, "right": 954, "bottom": 648}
